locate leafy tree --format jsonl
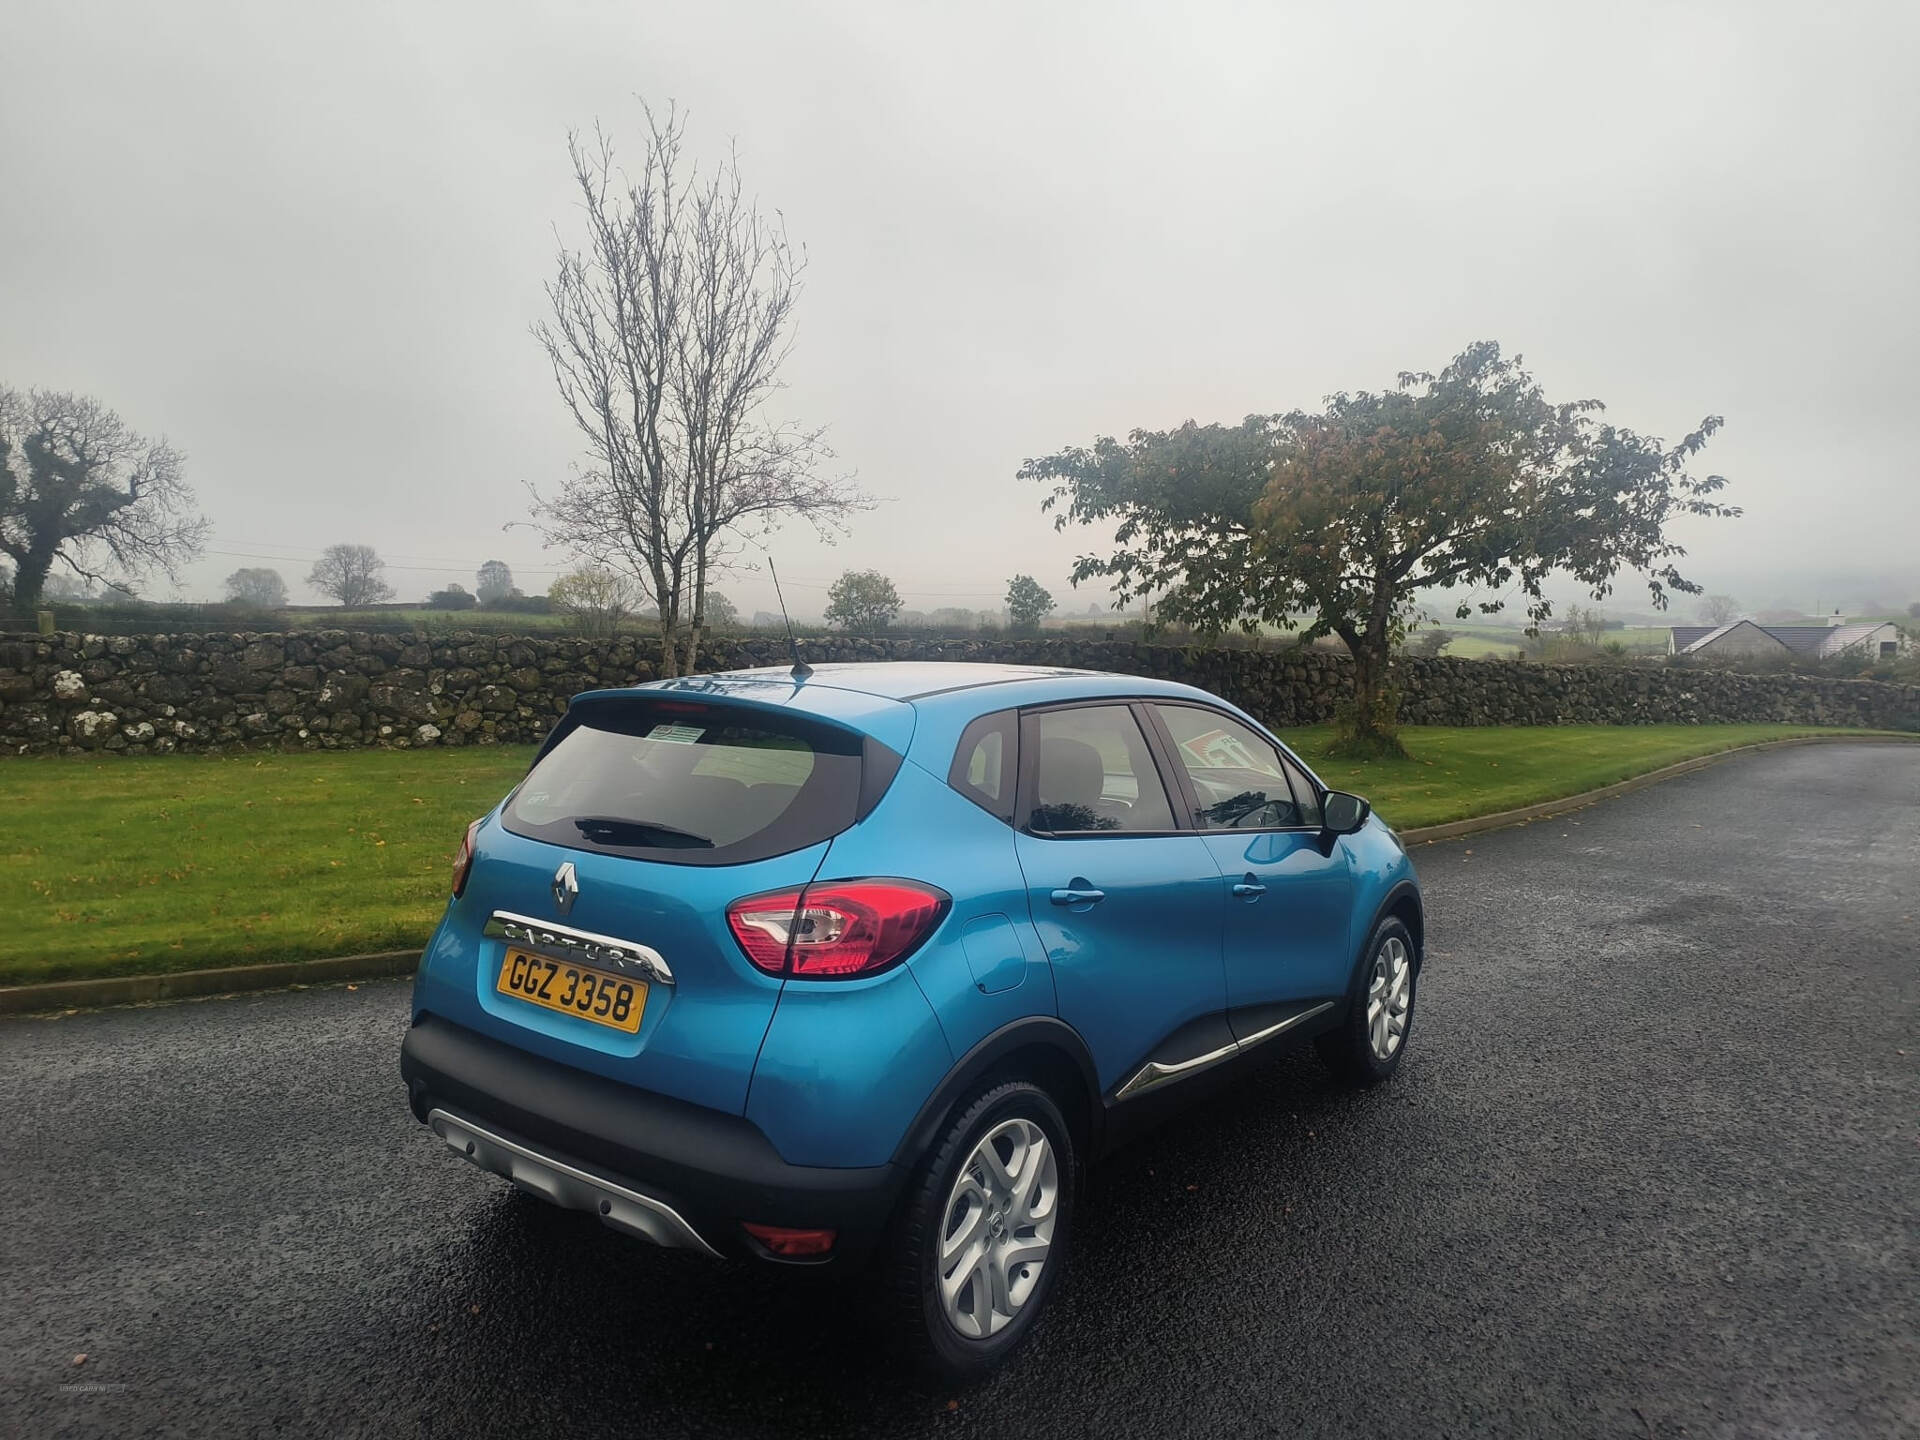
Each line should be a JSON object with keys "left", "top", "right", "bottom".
{"left": 475, "top": 559, "right": 515, "bottom": 606}
{"left": 0, "top": 386, "right": 207, "bottom": 614}
{"left": 427, "top": 583, "right": 477, "bottom": 610}
{"left": 703, "top": 589, "right": 739, "bottom": 631}
{"left": 1023, "top": 342, "right": 1734, "bottom": 755}
{"left": 529, "top": 104, "right": 865, "bottom": 676}
{"left": 223, "top": 567, "right": 288, "bottom": 608}
{"left": 307, "top": 544, "right": 394, "bottom": 607}
{"left": 824, "top": 569, "right": 901, "bottom": 631}
{"left": 1699, "top": 594, "right": 1741, "bottom": 625}
{"left": 550, "top": 565, "right": 642, "bottom": 638}
{"left": 1907, "top": 601, "right": 1919, "bottom": 620}
{"left": 1005, "top": 574, "right": 1055, "bottom": 632}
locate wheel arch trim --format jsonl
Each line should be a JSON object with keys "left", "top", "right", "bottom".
{"left": 1369, "top": 879, "right": 1425, "bottom": 967}
{"left": 1335, "top": 879, "right": 1425, "bottom": 1016}
{"left": 891, "top": 1015, "right": 1103, "bottom": 1170}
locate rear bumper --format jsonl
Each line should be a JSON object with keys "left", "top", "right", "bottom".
{"left": 400, "top": 1012, "right": 907, "bottom": 1264}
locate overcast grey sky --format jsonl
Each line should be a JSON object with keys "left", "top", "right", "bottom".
{"left": 4, "top": 0, "right": 1916, "bottom": 620}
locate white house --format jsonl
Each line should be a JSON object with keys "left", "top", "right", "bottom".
{"left": 1668, "top": 615, "right": 1910, "bottom": 662}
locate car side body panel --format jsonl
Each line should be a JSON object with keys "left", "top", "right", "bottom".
{"left": 743, "top": 759, "right": 1054, "bottom": 1168}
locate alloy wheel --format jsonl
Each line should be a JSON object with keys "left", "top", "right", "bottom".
{"left": 1366, "top": 935, "right": 1412, "bottom": 1061}
{"left": 937, "top": 1117, "right": 1059, "bottom": 1339}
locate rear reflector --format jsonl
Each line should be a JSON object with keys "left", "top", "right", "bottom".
{"left": 726, "top": 878, "right": 950, "bottom": 979}
{"left": 742, "top": 1223, "right": 836, "bottom": 1257}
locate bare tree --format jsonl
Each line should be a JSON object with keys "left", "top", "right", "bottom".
{"left": 308, "top": 544, "right": 394, "bottom": 606}
{"left": 0, "top": 387, "right": 207, "bottom": 614}
{"left": 529, "top": 104, "right": 865, "bottom": 675}
{"left": 1699, "top": 594, "right": 1741, "bottom": 625}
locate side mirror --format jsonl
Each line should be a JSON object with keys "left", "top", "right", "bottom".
{"left": 1321, "top": 790, "right": 1371, "bottom": 837}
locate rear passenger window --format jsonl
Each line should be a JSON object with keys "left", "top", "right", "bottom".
{"left": 1026, "top": 706, "right": 1176, "bottom": 835}
{"left": 949, "top": 710, "right": 1016, "bottom": 823}
{"left": 1154, "top": 704, "right": 1313, "bottom": 830}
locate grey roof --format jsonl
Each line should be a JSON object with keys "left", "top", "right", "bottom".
{"left": 1677, "top": 620, "right": 1787, "bottom": 655}
{"left": 1762, "top": 627, "right": 1844, "bottom": 655}
{"left": 1670, "top": 620, "right": 1896, "bottom": 657}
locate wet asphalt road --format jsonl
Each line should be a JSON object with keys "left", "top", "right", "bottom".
{"left": 3, "top": 742, "right": 1917, "bottom": 1439}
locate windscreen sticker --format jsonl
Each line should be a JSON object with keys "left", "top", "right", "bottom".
{"left": 1179, "top": 728, "right": 1277, "bottom": 774}
{"left": 645, "top": 723, "right": 706, "bottom": 745}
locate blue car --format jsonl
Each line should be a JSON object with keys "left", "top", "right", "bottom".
{"left": 401, "top": 662, "right": 1423, "bottom": 1375}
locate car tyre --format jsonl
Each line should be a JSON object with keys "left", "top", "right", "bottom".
{"left": 888, "top": 1079, "right": 1076, "bottom": 1380}
{"left": 1317, "top": 915, "right": 1418, "bottom": 1086}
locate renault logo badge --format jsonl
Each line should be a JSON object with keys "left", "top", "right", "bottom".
{"left": 551, "top": 861, "right": 579, "bottom": 916}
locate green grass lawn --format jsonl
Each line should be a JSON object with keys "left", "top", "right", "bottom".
{"left": 1287, "top": 723, "right": 1874, "bottom": 831}
{"left": 0, "top": 747, "right": 538, "bottom": 986}
{"left": 284, "top": 607, "right": 576, "bottom": 632}
{"left": 0, "top": 724, "right": 1897, "bottom": 986}
{"left": 1439, "top": 623, "right": 1672, "bottom": 659}
{"left": 1438, "top": 630, "right": 1526, "bottom": 659}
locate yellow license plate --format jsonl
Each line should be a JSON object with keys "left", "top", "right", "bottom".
{"left": 496, "top": 948, "right": 647, "bottom": 1033}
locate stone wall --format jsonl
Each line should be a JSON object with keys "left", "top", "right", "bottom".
{"left": 1, "top": 630, "right": 1914, "bottom": 755}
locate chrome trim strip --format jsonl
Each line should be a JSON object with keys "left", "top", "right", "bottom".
{"left": 1113, "top": 1038, "right": 1241, "bottom": 1102}
{"left": 484, "top": 910, "right": 673, "bottom": 985}
{"left": 428, "top": 1108, "right": 721, "bottom": 1258}
{"left": 1112, "top": 1002, "right": 1337, "bottom": 1103}
{"left": 1235, "top": 1001, "right": 1335, "bottom": 1053}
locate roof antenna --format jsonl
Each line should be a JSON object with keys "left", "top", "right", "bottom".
{"left": 767, "top": 557, "right": 811, "bottom": 680}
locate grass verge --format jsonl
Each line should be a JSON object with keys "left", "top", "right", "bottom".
{"left": 1288, "top": 723, "right": 1884, "bottom": 829}
{"left": 0, "top": 724, "right": 1898, "bottom": 986}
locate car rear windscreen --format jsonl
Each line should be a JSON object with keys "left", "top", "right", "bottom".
{"left": 502, "top": 699, "right": 866, "bottom": 865}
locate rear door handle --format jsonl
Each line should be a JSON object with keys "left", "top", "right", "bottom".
{"left": 1050, "top": 887, "right": 1106, "bottom": 907}
{"left": 1232, "top": 877, "right": 1267, "bottom": 899}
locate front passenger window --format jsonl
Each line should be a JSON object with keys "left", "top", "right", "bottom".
{"left": 1154, "top": 705, "right": 1308, "bottom": 829}
{"left": 1027, "top": 706, "right": 1176, "bottom": 834}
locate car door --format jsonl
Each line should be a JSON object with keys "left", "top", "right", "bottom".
{"left": 1011, "top": 702, "right": 1229, "bottom": 1097}
{"left": 1147, "top": 703, "right": 1354, "bottom": 1033}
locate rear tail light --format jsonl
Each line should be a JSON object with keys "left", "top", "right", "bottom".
{"left": 451, "top": 817, "right": 483, "bottom": 897}
{"left": 726, "top": 879, "right": 950, "bottom": 979}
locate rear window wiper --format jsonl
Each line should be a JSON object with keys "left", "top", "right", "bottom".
{"left": 572, "top": 816, "right": 715, "bottom": 849}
